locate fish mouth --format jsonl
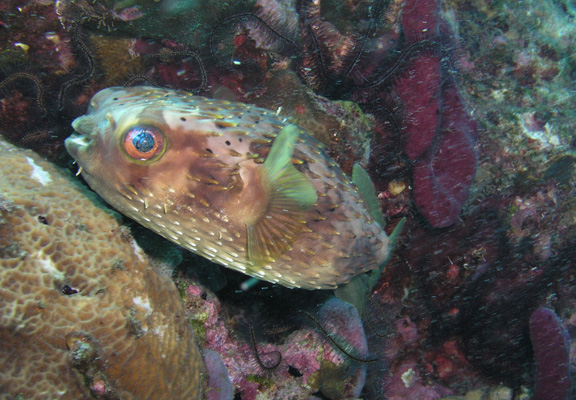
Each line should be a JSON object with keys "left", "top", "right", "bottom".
{"left": 64, "top": 132, "right": 91, "bottom": 161}
{"left": 66, "top": 133, "right": 91, "bottom": 149}
{"left": 65, "top": 134, "right": 92, "bottom": 178}
{"left": 65, "top": 115, "right": 97, "bottom": 170}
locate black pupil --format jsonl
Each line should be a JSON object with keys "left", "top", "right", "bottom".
{"left": 132, "top": 130, "right": 155, "bottom": 153}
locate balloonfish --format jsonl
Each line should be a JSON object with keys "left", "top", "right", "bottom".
{"left": 65, "top": 86, "right": 391, "bottom": 290}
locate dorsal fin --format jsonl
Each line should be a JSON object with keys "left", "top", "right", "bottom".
{"left": 352, "top": 164, "right": 385, "bottom": 227}
{"left": 247, "top": 125, "right": 317, "bottom": 266}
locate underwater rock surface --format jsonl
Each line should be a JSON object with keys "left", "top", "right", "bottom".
{"left": 0, "top": 137, "right": 204, "bottom": 399}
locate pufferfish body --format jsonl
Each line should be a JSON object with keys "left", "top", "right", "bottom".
{"left": 65, "top": 86, "right": 390, "bottom": 289}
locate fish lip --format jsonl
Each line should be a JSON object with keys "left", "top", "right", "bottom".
{"left": 66, "top": 115, "right": 96, "bottom": 158}
{"left": 66, "top": 133, "right": 91, "bottom": 148}
{"left": 64, "top": 132, "right": 91, "bottom": 163}
{"left": 71, "top": 115, "right": 95, "bottom": 138}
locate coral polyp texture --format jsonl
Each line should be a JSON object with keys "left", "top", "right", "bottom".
{"left": 0, "top": 137, "right": 203, "bottom": 399}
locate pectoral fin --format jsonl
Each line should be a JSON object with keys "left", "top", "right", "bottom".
{"left": 247, "top": 125, "right": 318, "bottom": 266}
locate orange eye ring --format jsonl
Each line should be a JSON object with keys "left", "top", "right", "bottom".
{"left": 122, "top": 125, "right": 165, "bottom": 161}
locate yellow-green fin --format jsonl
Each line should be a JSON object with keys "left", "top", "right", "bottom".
{"left": 247, "top": 125, "right": 318, "bottom": 265}
{"left": 334, "top": 273, "right": 371, "bottom": 315}
{"left": 352, "top": 164, "right": 385, "bottom": 227}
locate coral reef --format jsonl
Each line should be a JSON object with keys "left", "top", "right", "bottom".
{"left": 0, "top": 137, "right": 204, "bottom": 399}
{"left": 1, "top": 0, "right": 576, "bottom": 398}
{"left": 55, "top": 0, "right": 257, "bottom": 46}
{"left": 387, "top": 0, "right": 478, "bottom": 228}
{"left": 363, "top": 0, "right": 576, "bottom": 395}
{"left": 183, "top": 280, "right": 371, "bottom": 400}
{"left": 0, "top": 1, "right": 98, "bottom": 159}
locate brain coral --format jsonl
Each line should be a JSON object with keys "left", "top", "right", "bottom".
{"left": 0, "top": 137, "right": 203, "bottom": 399}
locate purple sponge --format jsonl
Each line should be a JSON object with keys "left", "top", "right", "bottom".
{"left": 317, "top": 297, "right": 369, "bottom": 398}
{"left": 203, "top": 349, "right": 234, "bottom": 400}
{"left": 529, "top": 307, "right": 572, "bottom": 400}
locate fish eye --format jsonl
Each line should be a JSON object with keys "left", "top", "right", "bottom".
{"left": 122, "top": 125, "right": 165, "bottom": 161}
